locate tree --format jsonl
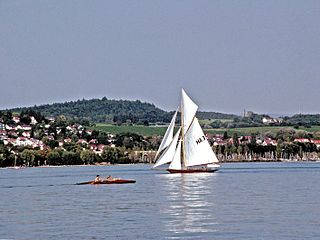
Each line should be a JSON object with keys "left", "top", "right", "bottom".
{"left": 20, "top": 113, "right": 31, "bottom": 124}
{"left": 56, "top": 115, "right": 67, "bottom": 126}
{"left": 223, "top": 131, "right": 228, "bottom": 140}
{"left": 62, "top": 151, "right": 81, "bottom": 165}
{"left": 36, "top": 149, "right": 48, "bottom": 165}
{"left": 20, "top": 149, "right": 36, "bottom": 166}
{"left": 101, "top": 147, "right": 130, "bottom": 164}
{"left": 0, "top": 111, "right": 12, "bottom": 124}
{"left": 97, "top": 132, "right": 109, "bottom": 145}
{"left": 115, "top": 133, "right": 144, "bottom": 149}
{"left": 47, "top": 140, "right": 59, "bottom": 149}
{"left": 0, "top": 153, "right": 5, "bottom": 167}
{"left": 250, "top": 133, "right": 257, "bottom": 145}
{"left": 101, "top": 147, "right": 118, "bottom": 164}
{"left": 276, "top": 140, "right": 283, "bottom": 159}
{"left": 47, "top": 150, "right": 61, "bottom": 165}
{"left": 232, "top": 133, "right": 239, "bottom": 147}
{"left": 80, "top": 150, "right": 96, "bottom": 164}
{"left": 71, "top": 134, "right": 79, "bottom": 143}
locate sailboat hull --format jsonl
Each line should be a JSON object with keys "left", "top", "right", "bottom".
{"left": 167, "top": 168, "right": 218, "bottom": 173}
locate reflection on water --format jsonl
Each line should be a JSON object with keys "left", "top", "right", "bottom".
{"left": 159, "top": 173, "right": 219, "bottom": 238}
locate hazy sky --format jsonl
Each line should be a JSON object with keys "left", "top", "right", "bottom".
{"left": 1, "top": 1, "right": 319, "bottom": 115}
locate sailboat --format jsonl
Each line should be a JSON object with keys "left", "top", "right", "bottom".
{"left": 153, "top": 89, "right": 220, "bottom": 173}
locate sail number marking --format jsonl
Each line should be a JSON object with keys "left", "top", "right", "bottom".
{"left": 195, "top": 135, "right": 206, "bottom": 145}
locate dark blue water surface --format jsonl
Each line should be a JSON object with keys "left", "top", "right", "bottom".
{"left": 1, "top": 162, "right": 320, "bottom": 240}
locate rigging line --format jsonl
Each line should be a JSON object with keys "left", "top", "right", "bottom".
{"left": 184, "top": 115, "right": 197, "bottom": 135}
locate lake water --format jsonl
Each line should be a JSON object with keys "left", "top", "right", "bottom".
{"left": 1, "top": 162, "right": 320, "bottom": 240}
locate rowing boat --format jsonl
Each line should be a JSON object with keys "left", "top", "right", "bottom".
{"left": 76, "top": 179, "right": 136, "bottom": 185}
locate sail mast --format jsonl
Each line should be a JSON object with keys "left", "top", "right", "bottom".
{"left": 181, "top": 104, "right": 185, "bottom": 170}
{"left": 180, "top": 90, "right": 186, "bottom": 169}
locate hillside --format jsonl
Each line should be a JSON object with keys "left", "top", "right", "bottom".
{"left": 196, "top": 111, "right": 237, "bottom": 120}
{"left": 4, "top": 97, "right": 234, "bottom": 124}
{"left": 3, "top": 98, "right": 320, "bottom": 127}
{"left": 7, "top": 98, "right": 171, "bottom": 124}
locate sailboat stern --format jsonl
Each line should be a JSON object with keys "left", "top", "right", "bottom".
{"left": 206, "top": 163, "right": 220, "bottom": 171}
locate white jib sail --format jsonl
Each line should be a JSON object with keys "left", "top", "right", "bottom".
{"left": 184, "top": 118, "right": 219, "bottom": 167}
{"left": 168, "top": 141, "right": 182, "bottom": 170}
{"left": 153, "top": 128, "right": 181, "bottom": 168}
{"left": 154, "top": 110, "right": 178, "bottom": 159}
{"left": 181, "top": 89, "right": 198, "bottom": 135}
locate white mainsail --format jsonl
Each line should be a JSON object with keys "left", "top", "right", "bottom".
{"left": 181, "top": 89, "right": 198, "bottom": 135}
{"left": 153, "top": 128, "right": 181, "bottom": 168}
{"left": 184, "top": 117, "right": 219, "bottom": 167}
{"left": 168, "top": 141, "right": 182, "bottom": 170}
{"left": 154, "top": 110, "right": 178, "bottom": 159}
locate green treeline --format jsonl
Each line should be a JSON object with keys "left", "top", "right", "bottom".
{"left": 5, "top": 98, "right": 237, "bottom": 125}
{"left": 3, "top": 97, "right": 320, "bottom": 127}
{"left": 8, "top": 98, "right": 172, "bottom": 124}
{"left": 196, "top": 111, "right": 237, "bottom": 120}
{"left": 209, "top": 113, "right": 320, "bottom": 129}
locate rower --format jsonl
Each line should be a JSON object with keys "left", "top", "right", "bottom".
{"left": 106, "top": 175, "right": 114, "bottom": 180}
{"left": 94, "top": 175, "right": 101, "bottom": 182}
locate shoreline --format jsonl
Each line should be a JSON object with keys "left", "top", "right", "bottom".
{"left": 1, "top": 160, "right": 320, "bottom": 169}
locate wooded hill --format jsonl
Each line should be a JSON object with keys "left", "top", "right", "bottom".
{"left": 5, "top": 97, "right": 236, "bottom": 124}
